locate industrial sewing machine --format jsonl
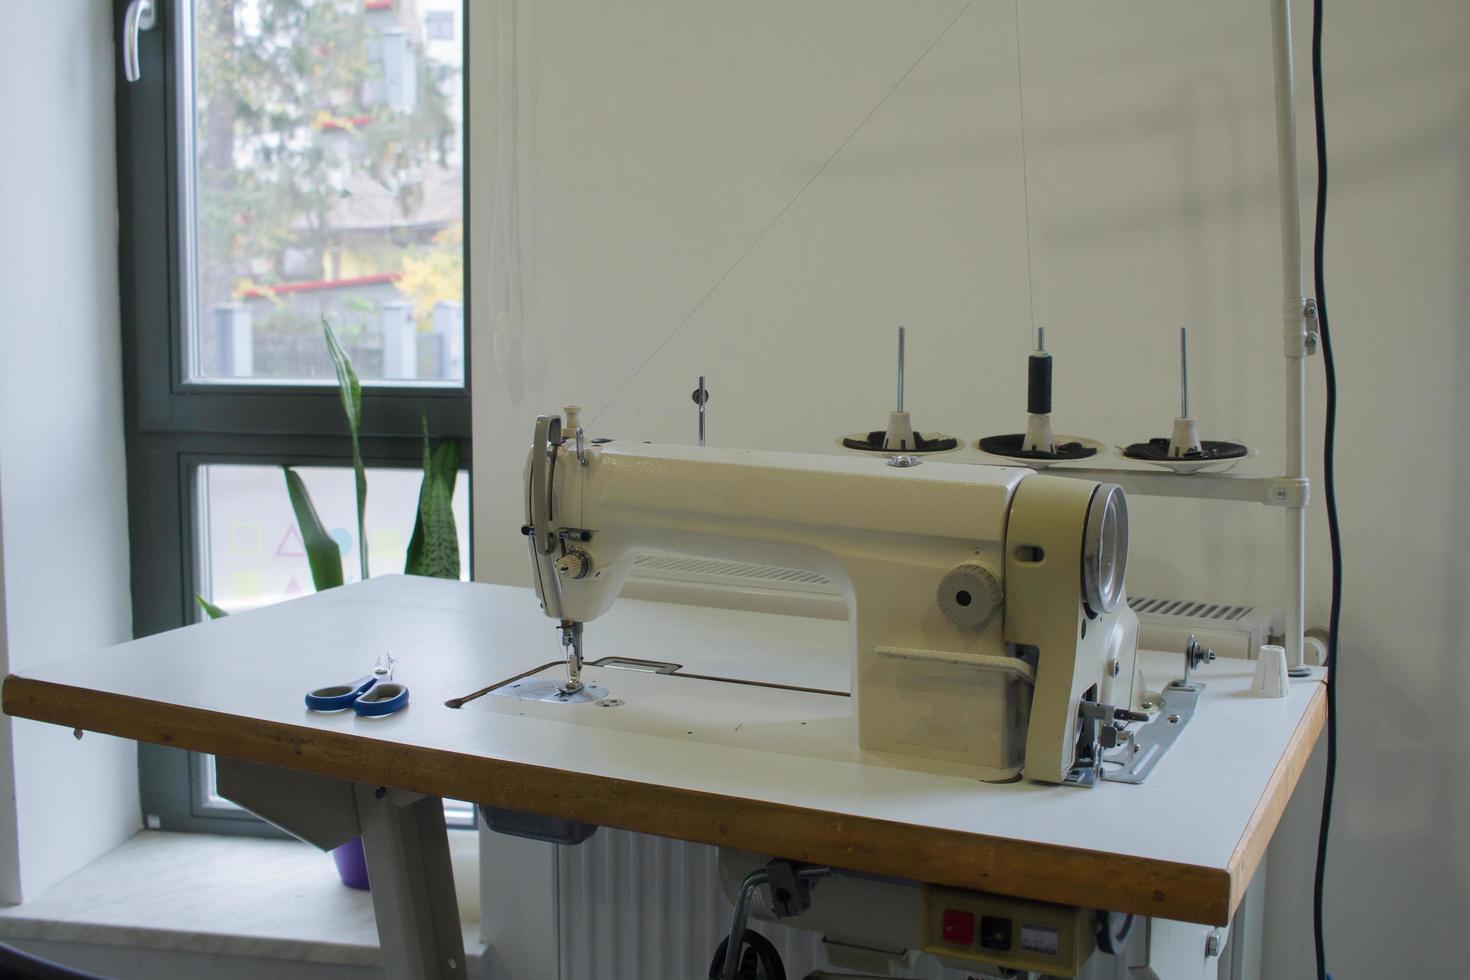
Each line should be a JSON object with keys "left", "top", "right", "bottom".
{"left": 522, "top": 411, "right": 1150, "bottom": 787}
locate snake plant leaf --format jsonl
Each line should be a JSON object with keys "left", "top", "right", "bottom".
{"left": 323, "top": 319, "right": 368, "bottom": 581}
{"left": 405, "top": 413, "right": 461, "bottom": 580}
{"left": 283, "top": 466, "right": 345, "bottom": 592}
{"left": 194, "top": 594, "right": 229, "bottom": 619}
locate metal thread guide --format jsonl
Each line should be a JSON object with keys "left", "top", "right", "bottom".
{"left": 692, "top": 376, "right": 709, "bottom": 447}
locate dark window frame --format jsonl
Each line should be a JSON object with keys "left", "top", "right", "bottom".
{"left": 115, "top": 0, "right": 472, "bottom": 834}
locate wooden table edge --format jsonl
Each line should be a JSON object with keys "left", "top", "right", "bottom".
{"left": 1226, "top": 679, "right": 1329, "bottom": 913}
{"left": 5, "top": 674, "right": 1237, "bottom": 925}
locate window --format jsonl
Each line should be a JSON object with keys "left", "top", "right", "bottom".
{"left": 119, "top": 0, "right": 471, "bottom": 835}
{"left": 187, "top": 0, "right": 464, "bottom": 384}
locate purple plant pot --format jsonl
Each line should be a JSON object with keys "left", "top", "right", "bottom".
{"left": 331, "top": 837, "right": 371, "bottom": 891}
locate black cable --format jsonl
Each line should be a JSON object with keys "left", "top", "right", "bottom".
{"left": 707, "top": 929, "right": 787, "bottom": 980}
{"left": 1094, "top": 910, "right": 1135, "bottom": 956}
{"left": 1309, "top": 1, "right": 1342, "bottom": 978}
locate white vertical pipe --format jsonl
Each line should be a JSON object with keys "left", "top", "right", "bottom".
{"left": 1269, "top": 0, "right": 1308, "bottom": 671}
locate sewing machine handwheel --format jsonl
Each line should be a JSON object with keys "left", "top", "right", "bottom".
{"left": 1082, "top": 484, "right": 1129, "bottom": 615}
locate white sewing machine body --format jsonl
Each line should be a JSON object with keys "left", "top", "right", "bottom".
{"left": 524, "top": 416, "right": 1143, "bottom": 785}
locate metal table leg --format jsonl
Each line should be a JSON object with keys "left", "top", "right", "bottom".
{"left": 354, "top": 784, "right": 468, "bottom": 980}
{"left": 216, "top": 758, "right": 467, "bottom": 979}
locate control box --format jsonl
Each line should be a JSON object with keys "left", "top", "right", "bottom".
{"left": 920, "top": 884, "right": 1094, "bottom": 977}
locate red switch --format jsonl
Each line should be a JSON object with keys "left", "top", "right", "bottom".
{"left": 941, "top": 909, "right": 975, "bottom": 946}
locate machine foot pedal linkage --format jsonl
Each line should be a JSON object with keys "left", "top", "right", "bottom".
{"left": 709, "top": 860, "right": 832, "bottom": 980}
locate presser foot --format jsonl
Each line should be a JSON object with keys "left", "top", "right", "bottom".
{"left": 1062, "top": 764, "right": 1099, "bottom": 788}
{"left": 1063, "top": 699, "right": 1151, "bottom": 787}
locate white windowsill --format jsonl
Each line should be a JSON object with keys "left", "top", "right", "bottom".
{"left": 0, "top": 830, "right": 484, "bottom": 970}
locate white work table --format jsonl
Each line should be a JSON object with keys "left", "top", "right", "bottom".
{"left": 3, "top": 575, "right": 1323, "bottom": 943}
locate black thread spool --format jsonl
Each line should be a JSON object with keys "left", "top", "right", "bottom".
{"left": 1028, "top": 344, "right": 1052, "bottom": 417}
{"left": 977, "top": 328, "right": 1097, "bottom": 461}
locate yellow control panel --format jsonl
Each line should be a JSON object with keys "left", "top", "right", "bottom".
{"left": 920, "top": 885, "right": 1094, "bottom": 977}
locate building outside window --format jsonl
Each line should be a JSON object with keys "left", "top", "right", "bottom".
{"left": 189, "top": 0, "right": 464, "bottom": 385}
{"left": 425, "top": 9, "right": 455, "bottom": 41}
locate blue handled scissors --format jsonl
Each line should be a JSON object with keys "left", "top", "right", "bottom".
{"left": 305, "top": 653, "right": 409, "bottom": 717}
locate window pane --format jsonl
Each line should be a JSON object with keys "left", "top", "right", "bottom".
{"left": 187, "top": 1, "right": 464, "bottom": 385}
{"left": 195, "top": 461, "right": 474, "bottom": 826}
{"left": 197, "top": 463, "right": 470, "bottom": 614}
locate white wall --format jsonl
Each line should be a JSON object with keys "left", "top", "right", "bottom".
{"left": 471, "top": 1, "right": 1470, "bottom": 976}
{"left": 0, "top": 2, "right": 141, "bottom": 901}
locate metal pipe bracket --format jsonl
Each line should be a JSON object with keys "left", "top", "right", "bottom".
{"left": 1283, "top": 297, "right": 1320, "bottom": 356}
{"left": 1264, "top": 477, "right": 1310, "bottom": 508}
